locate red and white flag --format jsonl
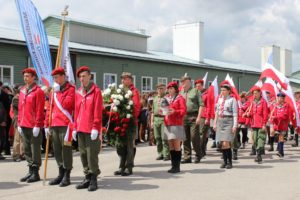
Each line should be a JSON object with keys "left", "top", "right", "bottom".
{"left": 281, "top": 84, "right": 300, "bottom": 126}
{"left": 202, "top": 72, "right": 208, "bottom": 88}
{"left": 207, "top": 76, "right": 218, "bottom": 120}
{"left": 261, "top": 78, "right": 278, "bottom": 99}
{"left": 225, "top": 73, "right": 240, "bottom": 101}
{"left": 260, "top": 63, "right": 289, "bottom": 90}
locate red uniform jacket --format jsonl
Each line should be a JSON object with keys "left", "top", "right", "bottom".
{"left": 164, "top": 94, "right": 186, "bottom": 126}
{"left": 18, "top": 83, "right": 45, "bottom": 128}
{"left": 272, "top": 102, "right": 290, "bottom": 131}
{"left": 45, "top": 82, "right": 75, "bottom": 127}
{"left": 129, "top": 84, "right": 141, "bottom": 124}
{"left": 238, "top": 100, "right": 250, "bottom": 124}
{"left": 74, "top": 83, "right": 103, "bottom": 134}
{"left": 201, "top": 89, "right": 209, "bottom": 119}
{"left": 248, "top": 98, "right": 269, "bottom": 129}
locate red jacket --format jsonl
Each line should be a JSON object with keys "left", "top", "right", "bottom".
{"left": 238, "top": 100, "right": 250, "bottom": 124}
{"left": 129, "top": 84, "right": 141, "bottom": 124}
{"left": 200, "top": 89, "right": 209, "bottom": 119}
{"left": 272, "top": 102, "right": 290, "bottom": 131}
{"left": 18, "top": 83, "right": 45, "bottom": 128}
{"left": 74, "top": 83, "right": 103, "bottom": 134}
{"left": 45, "top": 82, "right": 75, "bottom": 127}
{"left": 248, "top": 97, "right": 269, "bottom": 129}
{"left": 164, "top": 94, "right": 186, "bottom": 126}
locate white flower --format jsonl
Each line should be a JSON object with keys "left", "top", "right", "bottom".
{"left": 119, "top": 95, "right": 124, "bottom": 101}
{"left": 117, "top": 89, "right": 122, "bottom": 94}
{"left": 108, "top": 84, "right": 112, "bottom": 88}
{"left": 104, "top": 88, "right": 111, "bottom": 95}
{"left": 125, "top": 94, "right": 130, "bottom": 99}
{"left": 113, "top": 99, "right": 120, "bottom": 105}
{"left": 126, "top": 105, "right": 131, "bottom": 110}
{"left": 126, "top": 114, "right": 132, "bottom": 118}
{"left": 127, "top": 90, "right": 132, "bottom": 96}
{"left": 111, "top": 94, "right": 116, "bottom": 99}
{"left": 128, "top": 100, "right": 133, "bottom": 105}
{"left": 119, "top": 84, "right": 124, "bottom": 89}
{"left": 112, "top": 106, "right": 118, "bottom": 112}
{"left": 111, "top": 83, "right": 116, "bottom": 88}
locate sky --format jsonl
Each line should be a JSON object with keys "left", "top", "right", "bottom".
{"left": 1, "top": 0, "right": 300, "bottom": 72}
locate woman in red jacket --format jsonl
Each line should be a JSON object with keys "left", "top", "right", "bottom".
{"left": 163, "top": 82, "right": 186, "bottom": 173}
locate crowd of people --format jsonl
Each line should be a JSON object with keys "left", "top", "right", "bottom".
{"left": 1, "top": 67, "right": 300, "bottom": 192}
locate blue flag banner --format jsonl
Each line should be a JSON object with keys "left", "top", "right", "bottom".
{"left": 15, "top": 0, "right": 53, "bottom": 86}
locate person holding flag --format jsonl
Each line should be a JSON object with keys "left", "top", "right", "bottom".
{"left": 292, "top": 90, "right": 300, "bottom": 147}
{"left": 244, "top": 86, "right": 269, "bottom": 164}
{"left": 18, "top": 68, "right": 45, "bottom": 183}
{"left": 213, "top": 80, "right": 238, "bottom": 169}
{"left": 194, "top": 78, "right": 209, "bottom": 159}
{"left": 72, "top": 66, "right": 102, "bottom": 192}
{"left": 270, "top": 92, "right": 290, "bottom": 158}
{"left": 45, "top": 67, "right": 75, "bottom": 187}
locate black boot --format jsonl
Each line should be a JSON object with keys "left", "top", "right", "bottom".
{"left": 49, "top": 167, "right": 64, "bottom": 185}
{"left": 133, "top": 147, "right": 136, "bottom": 167}
{"left": 211, "top": 141, "right": 217, "bottom": 148}
{"left": 121, "top": 168, "right": 133, "bottom": 176}
{"left": 167, "top": 150, "right": 175, "bottom": 173}
{"left": 76, "top": 174, "right": 91, "bottom": 189}
{"left": 233, "top": 149, "right": 238, "bottom": 160}
{"left": 255, "top": 150, "right": 262, "bottom": 164}
{"left": 88, "top": 174, "right": 98, "bottom": 192}
{"left": 27, "top": 166, "right": 40, "bottom": 183}
{"left": 169, "top": 151, "right": 181, "bottom": 173}
{"left": 59, "top": 169, "right": 71, "bottom": 187}
{"left": 226, "top": 149, "right": 233, "bottom": 169}
{"left": 20, "top": 166, "right": 33, "bottom": 182}
{"left": 268, "top": 137, "right": 274, "bottom": 151}
{"left": 292, "top": 134, "right": 298, "bottom": 147}
{"left": 220, "top": 150, "right": 227, "bottom": 168}
{"left": 250, "top": 145, "right": 256, "bottom": 155}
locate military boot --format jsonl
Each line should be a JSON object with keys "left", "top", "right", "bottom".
{"left": 59, "top": 169, "right": 71, "bottom": 187}
{"left": 49, "top": 167, "right": 64, "bottom": 185}
{"left": 76, "top": 174, "right": 91, "bottom": 189}
{"left": 20, "top": 166, "right": 33, "bottom": 182}
{"left": 88, "top": 174, "right": 98, "bottom": 192}
{"left": 27, "top": 166, "right": 40, "bottom": 183}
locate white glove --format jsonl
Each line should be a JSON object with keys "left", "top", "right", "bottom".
{"left": 17, "top": 126, "right": 23, "bottom": 137}
{"left": 53, "top": 82, "right": 60, "bottom": 92}
{"left": 91, "top": 129, "right": 98, "bottom": 140}
{"left": 33, "top": 127, "right": 40, "bottom": 137}
{"left": 45, "top": 128, "right": 51, "bottom": 138}
{"left": 72, "top": 131, "right": 77, "bottom": 141}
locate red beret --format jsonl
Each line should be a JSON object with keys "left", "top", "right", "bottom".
{"left": 194, "top": 79, "right": 204, "bottom": 85}
{"left": 51, "top": 67, "right": 65, "bottom": 76}
{"left": 167, "top": 81, "right": 178, "bottom": 89}
{"left": 251, "top": 85, "right": 261, "bottom": 93}
{"left": 220, "top": 80, "right": 231, "bottom": 87}
{"left": 22, "top": 68, "right": 37, "bottom": 76}
{"left": 76, "top": 66, "right": 90, "bottom": 77}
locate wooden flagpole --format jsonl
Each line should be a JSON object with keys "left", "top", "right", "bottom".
{"left": 43, "top": 5, "right": 69, "bottom": 185}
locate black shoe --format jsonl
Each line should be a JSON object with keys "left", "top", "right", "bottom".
{"left": 59, "top": 169, "right": 71, "bottom": 187}
{"left": 114, "top": 168, "right": 124, "bottom": 176}
{"left": 156, "top": 155, "right": 163, "bottom": 160}
{"left": 220, "top": 163, "right": 227, "bottom": 168}
{"left": 276, "top": 153, "right": 284, "bottom": 158}
{"left": 20, "top": 167, "right": 33, "bottom": 182}
{"left": 27, "top": 166, "right": 40, "bottom": 183}
{"left": 233, "top": 150, "right": 238, "bottom": 160}
{"left": 181, "top": 159, "right": 191, "bottom": 164}
{"left": 49, "top": 167, "right": 64, "bottom": 186}
{"left": 169, "top": 151, "right": 181, "bottom": 173}
{"left": 88, "top": 174, "right": 98, "bottom": 192}
{"left": 226, "top": 163, "right": 232, "bottom": 169}
{"left": 121, "top": 168, "right": 132, "bottom": 176}
{"left": 194, "top": 157, "right": 201, "bottom": 163}
{"left": 76, "top": 174, "right": 91, "bottom": 189}
{"left": 255, "top": 154, "right": 262, "bottom": 164}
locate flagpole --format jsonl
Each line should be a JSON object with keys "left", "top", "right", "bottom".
{"left": 43, "top": 6, "right": 69, "bottom": 185}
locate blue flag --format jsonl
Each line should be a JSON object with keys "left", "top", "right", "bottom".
{"left": 15, "top": 0, "right": 53, "bottom": 86}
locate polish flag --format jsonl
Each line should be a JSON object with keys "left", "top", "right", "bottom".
{"left": 202, "top": 72, "right": 208, "bottom": 88}
{"left": 281, "top": 84, "right": 300, "bottom": 126}
{"left": 207, "top": 76, "right": 218, "bottom": 120}
{"left": 260, "top": 63, "right": 289, "bottom": 90}
{"left": 225, "top": 73, "right": 240, "bottom": 101}
{"left": 261, "top": 78, "right": 278, "bottom": 99}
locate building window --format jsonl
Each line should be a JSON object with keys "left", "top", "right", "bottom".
{"left": 91, "top": 72, "right": 97, "bottom": 83}
{"left": 103, "top": 73, "right": 117, "bottom": 89}
{"left": 157, "top": 77, "right": 167, "bottom": 85}
{"left": 141, "top": 76, "right": 152, "bottom": 93}
{"left": 172, "top": 78, "right": 180, "bottom": 85}
{"left": 0, "top": 65, "right": 13, "bottom": 85}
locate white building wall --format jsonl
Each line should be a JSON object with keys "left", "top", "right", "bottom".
{"left": 261, "top": 45, "right": 280, "bottom": 70}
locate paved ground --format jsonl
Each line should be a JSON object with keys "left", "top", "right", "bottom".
{"left": 1, "top": 141, "right": 300, "bottom": 200}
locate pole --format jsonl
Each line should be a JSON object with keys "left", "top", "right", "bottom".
{"left": 43, "top": 5, "right": 69, "bottom": 185}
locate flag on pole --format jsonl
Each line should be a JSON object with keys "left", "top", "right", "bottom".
{"left": 202, "top": 72, "right": 208, "bottom": 88}
{"left": 224, "top": 74, "right": 240, "bottom": 101}
{"left": 60, "top": 26, "right": 75, "bottom": 84}
{"left": 281, "top": 84, "right": 300, "bottom": 126}
{"left": 259, "top": 63, "right": 289, "bottom": 90}
{"left": 207, "top": 76, "right": 218, "bottom": 120}
{"left": 15, "top": 0, "right": 53, "bottom": 86}
{"left": 261, "top": 78, "right": 278, "bottom": 99}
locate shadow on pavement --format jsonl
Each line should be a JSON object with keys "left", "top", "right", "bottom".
{"left": 184, "top": 168, "right": 226, "bottom": 174}
{"left": 264, "top": 159, "right": 298, "bottom": 164}
{"left": 233, "top": 164, "right": 273, "bottom": 169}
{"left": 0, "top": 182, "right": 28, "bottom": 190}
{"left": 135, "top": 162, "right": 170, "bottom": 168}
